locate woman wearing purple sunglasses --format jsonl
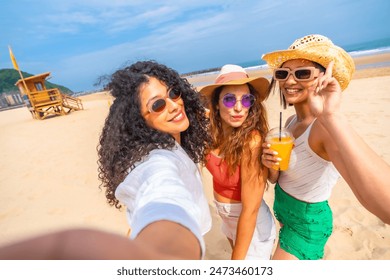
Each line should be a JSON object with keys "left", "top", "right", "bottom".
{"left": 199, "top": 64, "right": 276, "bottom": 260}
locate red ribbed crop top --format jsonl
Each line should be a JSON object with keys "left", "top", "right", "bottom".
{"left": 205, "top": 153, "right": 241, "bottom": 201}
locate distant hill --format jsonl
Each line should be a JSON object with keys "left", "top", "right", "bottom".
{"left": 0, "top": 69, "right": 73, "bottom": 95}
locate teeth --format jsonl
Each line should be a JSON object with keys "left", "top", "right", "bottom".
{"left": 286, "top": 88, "right": 300, "bottom": 93}
{"left": 173, "top": 113, "right": 182, "bottom": 121}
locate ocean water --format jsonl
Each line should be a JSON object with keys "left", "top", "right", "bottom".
{"left": 344, "top": 37, "right": 390, "bottom": 52}
{"left": 239, "top": 38, "right": 390, "bottom": 68}
{"left": 187, "top": 37, "right": 390, "bottom": 87}
{"left": 238, "top": 37, "right": 390, "bottom": 72}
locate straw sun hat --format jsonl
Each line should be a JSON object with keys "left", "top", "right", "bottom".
{"left": 199, "top": 64, "right": 269, "bottom": 101}
{"left": 262, "top": 34, "right": 355, "bottom": 91}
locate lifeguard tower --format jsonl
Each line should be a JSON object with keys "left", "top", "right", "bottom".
{"left": 15, "top": 72, "right": 83, "bottom": 120}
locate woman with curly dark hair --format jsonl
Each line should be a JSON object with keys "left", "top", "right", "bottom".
{"left": 199, "top": 64, "right": 276, "bottom": 260}
{"left": 97, "top": 60, "right": 212, "bottom": 259}
{"left": 0, "top": 61, "right": 212, "bottom": 260}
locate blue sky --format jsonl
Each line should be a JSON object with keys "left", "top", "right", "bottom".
{"left": 1, "top": 0, "right": 389, "bottom": 92}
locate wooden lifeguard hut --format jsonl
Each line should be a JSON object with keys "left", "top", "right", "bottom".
{"left": 15, "top": 72, "right": 83, "bottom": 120}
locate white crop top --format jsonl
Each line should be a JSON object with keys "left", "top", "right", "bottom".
{"left": 278, "top": 116, "right": 340, "bottom": 203}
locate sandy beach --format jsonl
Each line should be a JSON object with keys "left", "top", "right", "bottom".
{"left": 0, "top": 54, "right": 389, "bottom": 260}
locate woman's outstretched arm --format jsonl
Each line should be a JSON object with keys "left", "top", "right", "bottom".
{"left": 312, "top": 61, "right": 390, "bottom": 224}
{"left": 0, "top": 222, "right": 201, "bottom": 260}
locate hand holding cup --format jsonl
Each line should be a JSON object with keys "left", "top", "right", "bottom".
{"left": 263, "top": 127, "right": 294, "bottom": 171}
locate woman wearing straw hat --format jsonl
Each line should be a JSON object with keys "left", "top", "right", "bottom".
{"left": 261, "top": 34, "right": 390, "bottom": 260}
{"left": 200, "top": 64, "right": 276, "bottom": 260}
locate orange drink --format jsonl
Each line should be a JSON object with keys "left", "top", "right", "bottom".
{"left": 266, "top": 128, "right": 294, "bottom": 171}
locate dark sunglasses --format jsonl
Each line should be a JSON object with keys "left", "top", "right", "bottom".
{"left": 274, "top": 67, "right": 321, "bottom": 81}
{"left": 147, "top": 87, "right": 182, "bottom": 113}
{"left": 222, "top": 93, "right": 255, "bottom": 108}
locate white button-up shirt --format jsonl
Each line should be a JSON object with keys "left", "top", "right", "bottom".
{"left": 115, "top": 143, "right": 211, "bottom": 257}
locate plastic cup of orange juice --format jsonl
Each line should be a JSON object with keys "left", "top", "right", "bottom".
{"left": 265, "top": 127, "right": 294, "bottom": 171}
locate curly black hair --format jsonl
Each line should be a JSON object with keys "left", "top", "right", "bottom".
{"left": 97, "top": 60, "right": 211, "bottom": 209}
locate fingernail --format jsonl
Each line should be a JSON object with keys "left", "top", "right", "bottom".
{"left": 273, "top": 151, "right": 278, "bottom": 155}
{"left": 277, "top": 157, "right": 282, "bottom": 162}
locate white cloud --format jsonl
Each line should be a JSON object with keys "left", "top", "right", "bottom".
{"left": 3, "top": 0, "right": 390, "bottom": 91}
{"left": 46, "top": 12, "right": 99, "bottom": 25}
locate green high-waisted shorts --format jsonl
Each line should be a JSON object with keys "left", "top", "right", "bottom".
{"left": 273, "top": 183, "right": 333, "bottom": 260}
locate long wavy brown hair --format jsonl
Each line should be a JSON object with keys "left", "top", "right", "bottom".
{"left": 97, "top": 61, "right": 211, "bottom": 209}
{"left": 207, "top": 84, "right": 269, "bottom": 175}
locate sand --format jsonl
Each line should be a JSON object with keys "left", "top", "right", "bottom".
{"left": 0, "top": 55, "right": 389, "bottom": 260}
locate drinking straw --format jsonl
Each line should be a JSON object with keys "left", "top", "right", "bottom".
{"left": 279, "top": 111, "right": 282, "bottom": 141}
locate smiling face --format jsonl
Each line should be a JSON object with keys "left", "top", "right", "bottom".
{"left": 140, "top": 77, "right": 189, "bottom": 143}
{"left": 279, "top": 59, "right": 322, "bottom": 105}
{"left": 217, "top": 84, "right": 252, "bottom": 130}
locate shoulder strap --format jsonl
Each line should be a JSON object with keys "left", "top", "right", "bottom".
{"left": 285, "top": 115, "right": 297, "bottom": 128}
